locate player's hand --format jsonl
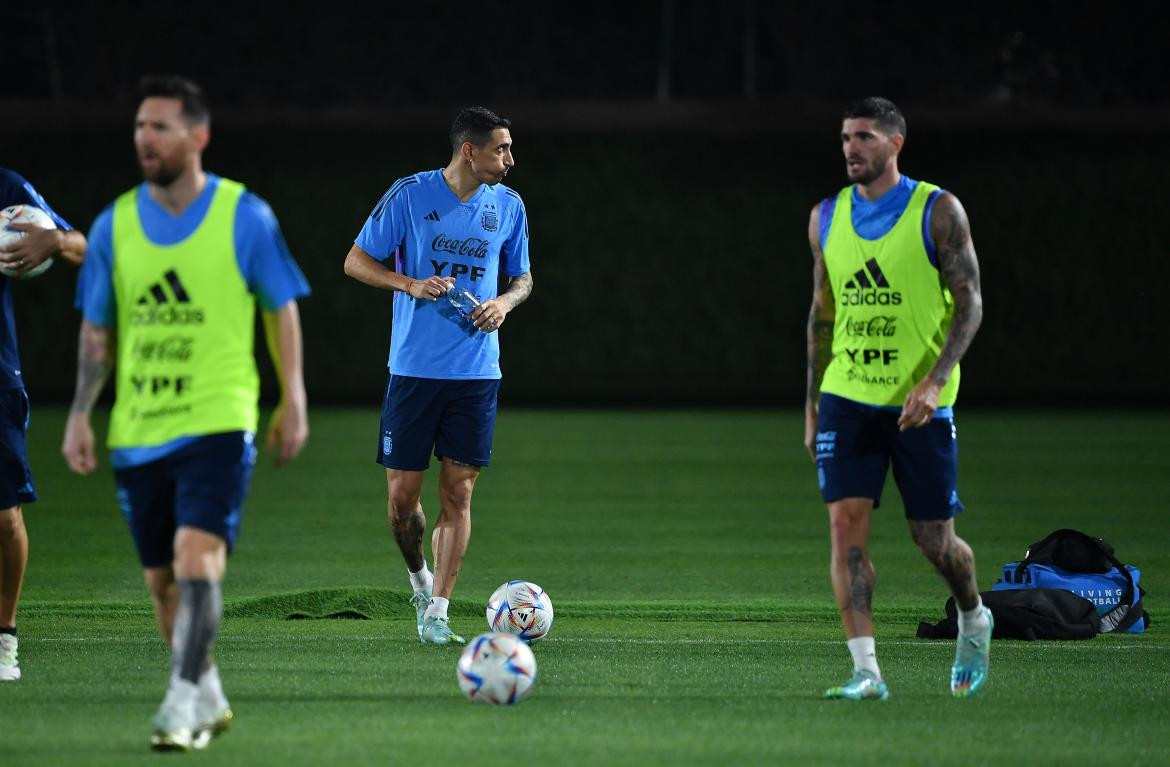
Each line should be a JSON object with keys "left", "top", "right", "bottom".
{"left": 62, "top": 412, "right": 99, "bottom": 475}
{"left": 0, "top": 223, "right": 59, "bottom": 274}
{"left": 803, "top": 404, "right": 819, "bottom": 461}
{"left": 266, "top": 396, "right": 309, "bottom": 468}
{"left": 898, "top": 378, "right": 942, "bottom": 431}
{"left": 407, "top": 276, "right": 454, "bottom": 301}
{"left": 470, "top": 298, "right": 508, "bottom": 333}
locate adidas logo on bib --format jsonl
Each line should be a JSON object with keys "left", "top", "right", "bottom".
{"left": 841, "top": 258, "right": 902, "bottom": 306}
{"left": 130, "top": 270, "right": 204, "bottom": 325}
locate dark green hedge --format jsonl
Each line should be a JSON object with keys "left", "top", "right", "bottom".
{"left": 9, "top": 119, "right": 1162, "bottom": 406}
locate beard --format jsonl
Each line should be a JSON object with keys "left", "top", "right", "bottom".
{"left": 139, "top": 156, "right": 183, "bottom": 187}
{"left": 847, "top": 153, "right": 890, "bottom": 186}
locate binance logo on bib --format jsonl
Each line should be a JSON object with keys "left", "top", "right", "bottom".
{"left": 840, "top": 258, "right": 902, "bottom": 306}
{"left": 130, "top": 269, "right": 205, "bottom": 326}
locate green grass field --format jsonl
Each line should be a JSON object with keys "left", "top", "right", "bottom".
{"left": 4, "top": 408, "right": 1168, "bottom": 766}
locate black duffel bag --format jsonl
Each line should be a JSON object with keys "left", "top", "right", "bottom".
{"left": 917, "top": 588, "right": 1101, "bottom": 641}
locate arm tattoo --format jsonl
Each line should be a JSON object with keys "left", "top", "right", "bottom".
{"left": 929, "top": 195, "right": 983, "bottom": 385}
{"left": 846, "top": 546, "right": 873, "bottom": 614}
{"left": 497, "top": 271, "right": 533, "bottom": 311}
{"left": 69, "top": 322, "right": 114, "bottom": 415}
{"left": 806, "top": 211, "right": 836, "bottom": 406}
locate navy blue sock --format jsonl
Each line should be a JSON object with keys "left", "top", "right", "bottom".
{"left": 171, "top": 579, "right": 223, "bottom": 684}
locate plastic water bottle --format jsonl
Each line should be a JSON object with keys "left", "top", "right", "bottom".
{"left": 447, "top": 286, "right": 481, "bottom": 320}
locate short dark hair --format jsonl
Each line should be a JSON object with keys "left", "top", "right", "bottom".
{"left": 450, "top": 106, "right": 511, "bottom": 152}
{"left": 842, "top": 97, "right": 905, "bottom": 139}
{"left": 137, "top": 75, "right": 210, "bottom": 125}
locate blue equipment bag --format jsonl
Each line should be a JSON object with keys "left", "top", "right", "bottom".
{"left": 993, "top": 529, "right": 1149, "bottom": 634}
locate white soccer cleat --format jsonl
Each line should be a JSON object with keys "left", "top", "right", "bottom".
{"left": 150, "top": 706, "right": 197, "bottom": 752}
{"left": 0, "top": 634, "right": 19, "bottom": 681}
{"left": 150, "top": 679, "right": 201, "bottom": 752}
{"left": 192, "top": 706, "right": 233, "bottom": 750}
{"left": 193, "top": 684, "right": 233, "bottom": 748}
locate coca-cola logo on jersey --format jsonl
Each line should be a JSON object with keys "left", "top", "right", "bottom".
{"left": 844, "top": 316, "right": 898, "bottom": 337}
{"left": 432, "top": 234, "right": 489, "bottom": 259}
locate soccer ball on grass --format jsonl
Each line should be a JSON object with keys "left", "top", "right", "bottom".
{"left": 486, "top": 580, "right": 554, "bottom": 642}
{"left": 456, "top": 632, "right": 538, "bottom": 705}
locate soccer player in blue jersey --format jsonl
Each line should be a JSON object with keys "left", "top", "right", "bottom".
{"left": 804, "top": 98, "right": 990, "bottom": 700}
{"left": 344, "top": 106, "right": 533, "bottom": 646}
{"left": 61, "top": 76, "right": 310, "bottom": 750}
{"left": 0, "top": 168, "right": 87, "bottom": 682}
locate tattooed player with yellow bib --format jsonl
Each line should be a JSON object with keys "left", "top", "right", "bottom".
{"left": 804, "top": 98, "right": 991, "bottom": 701}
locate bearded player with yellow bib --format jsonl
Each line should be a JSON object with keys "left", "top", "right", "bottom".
{"left": 61, "top": 76, "right": 310, "bottom": 750}
{"left": 804, "top": 98, "right": 990, "bottom": 701}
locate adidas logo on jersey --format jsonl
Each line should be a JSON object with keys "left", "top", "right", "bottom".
{"left": 130, "top": 270, "right": 204, "bottom": 325}
{"left": 841, "top": 258, "right": 902, "bottom": 305}
{"left": 424, "top": 210, "right": 441, "bottom": 221}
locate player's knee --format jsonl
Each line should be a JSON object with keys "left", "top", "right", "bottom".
{"left": 0, "top": 507, "right": 23, "bottom": 539}
{"left": 143, "top": 568, "right": 176, "bottom": 601}
{"left": 387, "top": 489, "right": 421, "bottom": 518}
{"left": 828, "top": 508, "right": 866, "bottom": 544}
{"left": 439, "top": 481, "right": 474, "bottom": 516}
{"left": 909, "top": 520, "right": 950, "bottom": 561}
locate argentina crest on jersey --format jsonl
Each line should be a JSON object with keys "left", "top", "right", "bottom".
{"left": 481, "top": 203, "right": 498, "bottom": 232}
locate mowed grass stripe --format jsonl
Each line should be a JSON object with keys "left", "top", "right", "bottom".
{"left": 31, "top": 635, "right": 1170, "bottom": 650}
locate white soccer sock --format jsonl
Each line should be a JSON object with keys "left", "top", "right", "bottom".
{"left": 161, "top": 676, "right": 199, "bottom": 720}
{"left": 409, "top": 565, "right": 433, "bottom": 594}
{"left": 847, "top": 636, "right": 880, "bottom": 678}
{"left": 958, "top": 596, "right": 988, "bottom": 635}
{"left": 423, "top": 596, "right": 449, "bottom": 622}
{"left": 198, "top": 664, "right": 227, "bottom": 707}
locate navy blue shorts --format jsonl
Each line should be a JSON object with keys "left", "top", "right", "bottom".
{"left": 114, "top": 432, "right": 257, "bottom": 568}
{"left": 376, "top": 375, "right": 500, "bottom": 471}
{"left": 815, "top": 393, "right": 963, "bottom": 520}
{"left": 0, "top": 388, "right": 36, "bottom": 509}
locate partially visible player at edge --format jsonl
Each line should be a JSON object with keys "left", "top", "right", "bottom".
{"left": 343, "top": 106, "right": 532, "bottom": 646}
{"left": 804, "top": 97, "right": 991, "bottom": 700}
{"left": 61, "top": 75, "right": 310, "bottom": 749}
{"left": 0, "top": 168, "right": 88, "bottom": 682}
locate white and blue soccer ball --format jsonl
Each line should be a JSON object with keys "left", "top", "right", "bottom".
{"left": 456, "top": 632, "right": 538, "bottom": 705}
{"left": 486, "top": 580, "right": 554, "bottom": 642}
{"left": 0, "top": 205, "right": 57, "bottom": 279}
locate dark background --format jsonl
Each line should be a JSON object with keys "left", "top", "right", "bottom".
{"left": 1, "top": 1, "right": 1166, "bottom": 407}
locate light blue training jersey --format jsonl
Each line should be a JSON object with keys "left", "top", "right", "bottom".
{"left": 355, "top": 169, "right": 530, "bottom": 380}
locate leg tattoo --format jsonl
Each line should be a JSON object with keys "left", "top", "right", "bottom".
{"left": 911, "top": 520, "right": 979, "bottom": 611}
{"left": 391, "top": 509, "right": 427, "bottom": 573}
{"left": 846, "top": 546, "right": 874, "bottom": 615}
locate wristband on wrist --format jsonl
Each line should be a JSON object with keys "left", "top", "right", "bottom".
{"left": 405, "top": 278, "right": 416, "bottom": 294}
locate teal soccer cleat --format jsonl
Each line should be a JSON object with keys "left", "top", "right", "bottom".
{"left": 825, "top": 669, "right": 890, "bottom": 701}
{"left": 952, "top": 606, "right": 994, "bottom": 698}
{"left": 421, "top": 615, "right": 466, "bottom": 646}
{"left": 410, "top": 591, "right": 432, "bottom": 640}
